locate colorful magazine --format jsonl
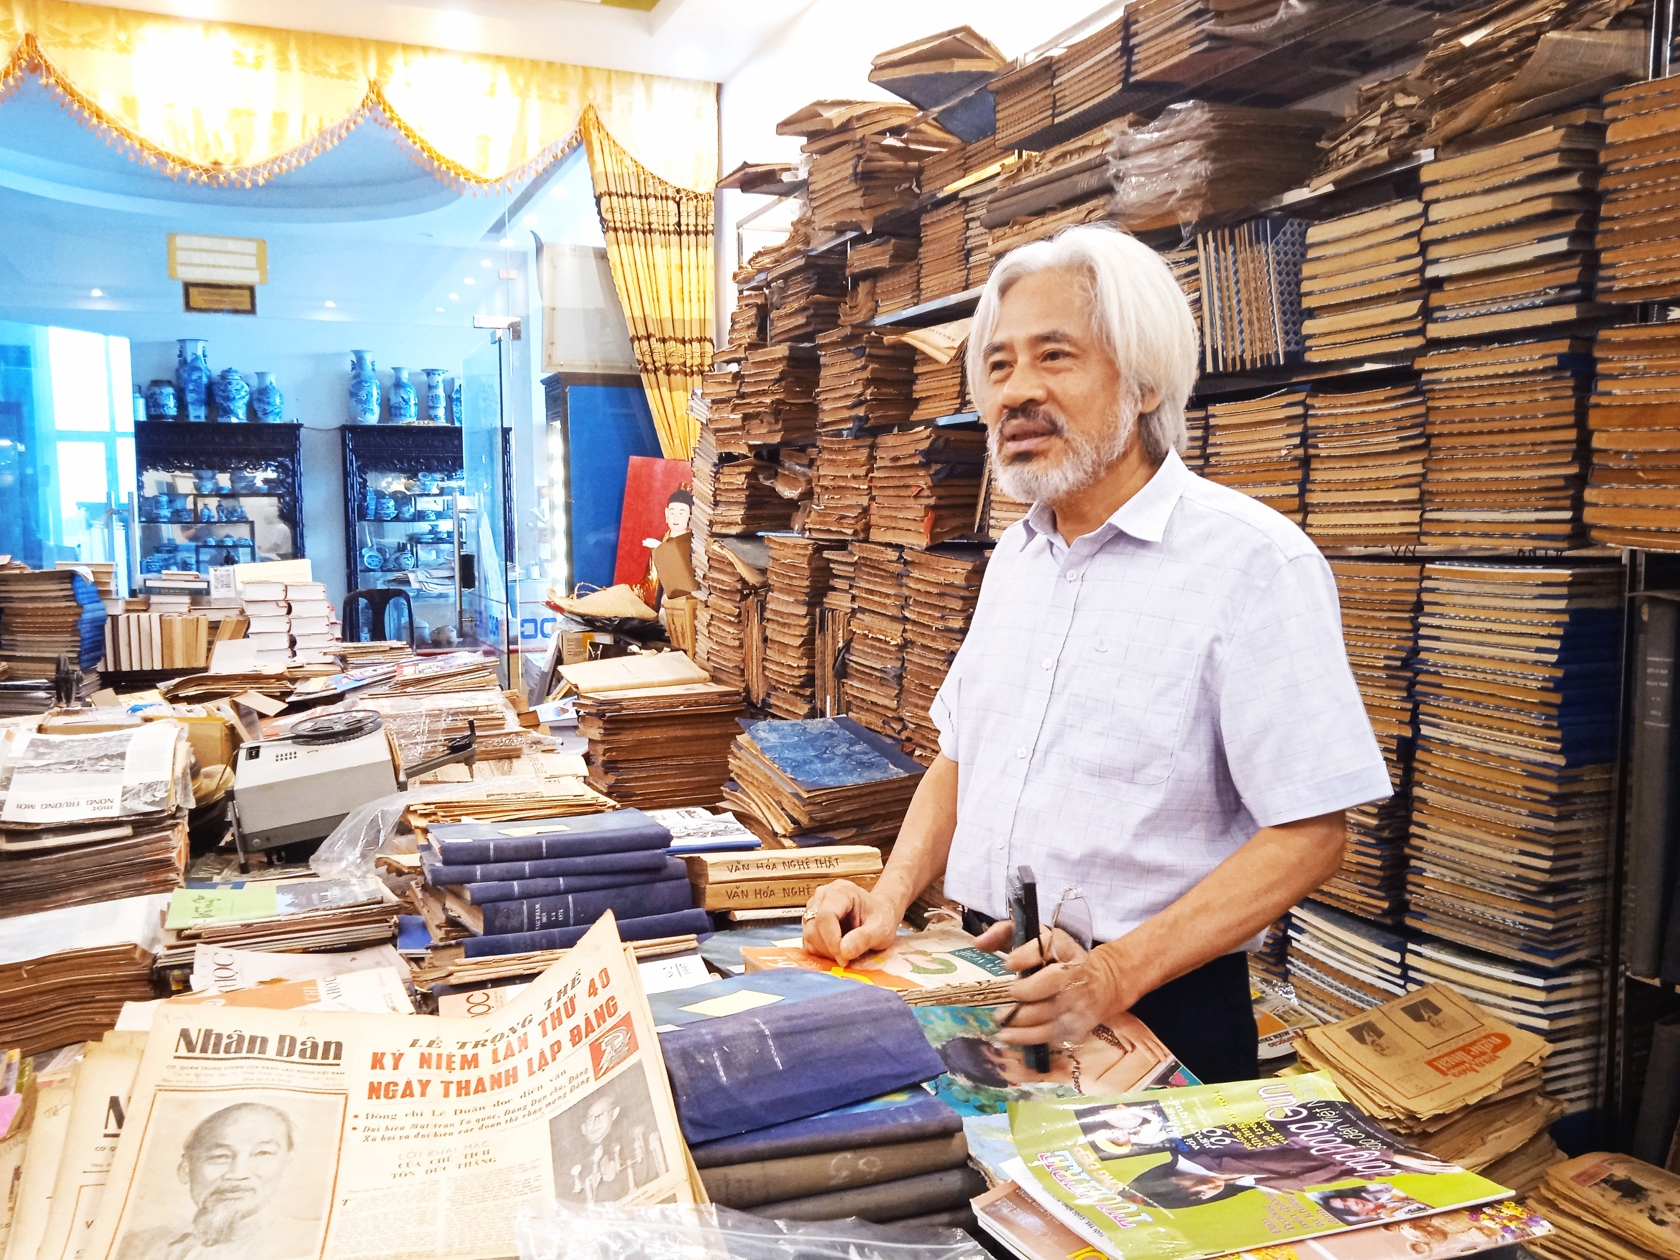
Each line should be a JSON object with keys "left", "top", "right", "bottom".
{"left": 1007, "top": 1071, "right": 1510, "bottom": 1260}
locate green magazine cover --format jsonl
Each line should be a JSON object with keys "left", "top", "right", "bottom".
{"left": 1007, "top": 1071, "right": 1510, "bottom": 1260}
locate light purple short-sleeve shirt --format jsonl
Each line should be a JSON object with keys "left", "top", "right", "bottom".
{"left": 930, "top": 448, "right": 1391, "bottom": 944}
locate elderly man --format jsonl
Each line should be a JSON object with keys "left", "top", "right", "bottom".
{"left": 115, "top": 1102, "right": 316, "bottom": 1260}
{"left": 803, "top": 223, "right": 1390, "bottom": 1083}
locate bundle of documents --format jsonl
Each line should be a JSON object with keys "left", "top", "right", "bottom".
{"left": 918, "top": 199, "right": 969, "bottom": 302}
{"left": 1406, "top": 563, "right": 1619, "bottom": 972}
{"left": 778, "top": 99, "right": 953, "bottom": 234}
{"left": 372, "top": 650, "right": 500, "bottom": 696}
{"left": 1597, "top": 76, "right": 1680, "bottom": 301}
{"left": 1305, "top": 386, "right": 1427, "bottom": 546}
{"left": 1301, "top": 200, "right": 1426, "bottom": 362}
{"left": 1196, "top": 217, "right": 1310, "bottom": 372}
{"left": 1421, "top": 123, "right": 1607, "bottom": 342}
{"left": 723, "top": 715, "right": 924, "bottom": 850}
{"left": 1295, "top": 983, "right": 1564, "bottom": 1178}
{"left": 1528, "top": 1152, "right": 1680, "bottom": 1260}
{"left": 1325, "top": 560, "right": 1421, "bottom": 923}
{"left": 992, "top": 58, "right": 1054, "bottom": 149}
{"left": 805, "top": 435, "right": 874, "bottom": 541}
{"left": 401, "top": 774, "right": 617, "bottom": 833}
{"left": 815, "top": 555, "right": 854, "bottom": 718}
{"left": 962, "top": 187, "right": 995, "bottom": 290}
{"left": 845, "top": 236, "right": 919, "bottom": 324}
{"left": 977, "top": 465, "right": 1029, "bottom": 541}
{"left": 0, "top": 566, "right": 107, "bottom": 676}
{"left": 334, "top": 639, "right": 416, "bottom": 666}
{"left": 868, "top": 25, "right": 1005, "bottom": 144}
{"left": 766, "top": 246, "right": 848, "bottom": 344}
{"left": 739, "top": 343, "right": 821, "bottom": 446}
{"left": 923, "top": 126, "right": 1010, "bottom": 195}
{"left": 1418, "top": 337, "right": 1593, "bottom": 548}
{"left": 814, "top": 329, "right": 917, "bottom": 437}
{"left": 697, "top": 451, "right": 793, "bottom": 537}
{"left": 1287, "top": 900, "right": 1408, "bottom": 1022}
{"left": 1201, "top": 392, "right": 1307, "bottom": 522}
{"left": 1051, "top": 15, "right": 1126, "bottom": 126}
{"left": 1584, "top": 321, "right": 1680, "bottom": 546}
{"left": 842, "top": 543, "right": 909, "bottom": 740}
{"left": 983, "top": 127, "right": 1115, "bottom": 256}
{"left": 0, "top": 894, "right": 166, "bottom": 1054}
{"left": 700, "top": 363, "right": 745, "bottom": 452}
{"left": 685, "top": 844, "right": 882, "bottom": 913}
{"left": 152, "top": 876, "right": 401, "bottom": 975}
{"left": 763, "top": 535, "right": 841, "bottom": 720}
{"left": 874, "top": 257, "right": 920, "bottom": 316}
{"left": 575, "top": 682, "right": 744, "bottom": 810}
{"left": 1126, "top": 0, "right": 1277, "bottom": 85}
{"left": 699, "top": 539, "right": 767, "bottom": 698}
{"left": 902, "top": 545, "right": 988, "bottom": 763}
{"left": 868, "top": 426, "right": 987, "bottom": 547}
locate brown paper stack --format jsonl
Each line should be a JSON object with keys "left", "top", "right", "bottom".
{"left": 740, "top": 344, "right": 821, "bottom": 446}
{"left": 699, "top": 541, "right": 768, "bottom": 698}
{"left": 1202, "top": 393, "right": 1308, "bottom": 522}
{"left": 844, "top": 543, "right": 909, "bottom": 740}
{"left": 1584, "top": 322, "right": 1680, "bottom": 547}
{"left": 701, "top": 362, "right": 746, "bottom": 453}
{"left": 1302, "top": 201, "right": 1426, "bottom": 363}
{"left": 806, "top": 436, "right": 874, "bottom": 542}
{"left": 918, "top": 199, "right": 969, "bottom": 302}
{"left": 1527, "top": 1152, "right": 1680, "bottom": 1260}
{"left": 576, "top": 683, "right": 744, "bottom": 810}
{"left": 763, "top": 535, "right": 841, "bottom": 720}
{"left": 868, "top": 427, "right": 988, "bottom": 548}
{"left": 815, "top": 328, "right": 918, "bottom": 437}
{"left": 1304, "top": 384, "right": 1427, "bottom": 547}
{"left": 901, "top": 546, "right": 989, "bottom": 763}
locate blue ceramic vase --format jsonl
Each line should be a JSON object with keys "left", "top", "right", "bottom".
{"left": 451, "top": 380, "right": 464, "bottom": 426}
{"left": 423, "top": 368, "right": 447, "bottom": 424}
{"left": 349, "top": 351, "right": 379, "bottom": 425}
{"left": 390, "top": 367, "right": 418, "bottom": 423}
{"left": 145, "top": 379, "right": 178, "bottom": 420}
{"left": 212, "top": 368, "right": 249, "bottom": 422}
{"left": 175, "top": 339, "right": 211, "bottom": 422}
{"left": 251, "top": 371, "right": 283, "bottom": 423}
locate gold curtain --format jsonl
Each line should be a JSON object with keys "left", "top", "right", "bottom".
{"left": 0, "top": 0, "right": 717, "bottom": 192}
{"left": 581, "top": 105, "right": 714, "bottom": 461}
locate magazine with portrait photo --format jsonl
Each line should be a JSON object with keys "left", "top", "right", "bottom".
{"left": 549, "top": 1061, "right": 669, "bottom": 1205}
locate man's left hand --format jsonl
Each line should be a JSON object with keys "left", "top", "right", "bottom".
{"left": 974, "top": 920, "right": 1131, "bottom": 1047}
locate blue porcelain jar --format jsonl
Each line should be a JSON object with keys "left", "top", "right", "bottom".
{"left": 145, "top": 380, "right": 178, "bottom": 420}
{"left": 212, "top": 368, "right": 249, "bottom": 422}
{"left": 423, "top": 368, "right": 447, "bottom": 423}
{"left": 389, "top": 367, "right": 418, "bottom": 423}
{"left": 349, "top": 351, "right": 380, "bottom": 425}
{"left": 176, "top": 339, "right": 211, "bottom": 422}
{"left": 251, "top": 371, "right": 283, "bottom": 423}
{"left": 451, "top": 379, "right": 463, "bottom": 426}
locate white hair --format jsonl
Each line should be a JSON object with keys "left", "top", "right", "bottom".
{"left": 966, "top": 223, "right": 1201, "bottom": 463}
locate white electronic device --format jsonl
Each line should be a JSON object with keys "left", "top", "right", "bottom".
{"left": 232, "top": 710, "right": 397, "bottom": 850}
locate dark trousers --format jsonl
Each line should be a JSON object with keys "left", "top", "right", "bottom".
{"left": 961, "top": 909, "right": 1258, "bottom": 1084}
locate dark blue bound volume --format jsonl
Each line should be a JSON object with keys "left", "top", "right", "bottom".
{"left": 688, "top": 1092, "right": 962, "bottom": 1168}
{"left": 659, "top": 982, "right": 947, "bottom": 1145}
{"left": 433, "top": 809, "right": 670, "bottom": 865}
{"left": 427, "top": 848, "right": 671, "bottom": 886}
{"left": 478, "top": 875, "right": 693, "bottom": 936}
{"left": 460, "top": 857, "right": 689, "bottom": 904}
{"left": 463, "top": 907, "right": 713, "bottom": 957}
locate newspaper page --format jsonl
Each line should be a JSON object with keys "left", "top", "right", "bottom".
{"left": 1007, "top": 1071, "right": 1509, "bottom": 1260}
{"left": 36, "top": 1034, "right": 147, "bottom": 1260}
{"left": 81, "top": 914, "right": 693, "bottom": 1260}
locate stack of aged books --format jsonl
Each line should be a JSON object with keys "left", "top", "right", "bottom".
{"left": 700, "top": 363, "right": 746, "bottom": 452}
{"left": 815, "top": 552, "right": 854, "bottom": 719}
{"left": 1421, "top": 123, "right": 1607, "bottom": 342}
{"left": 1196, "top": 218, "right": 1310, "bottom": 372}
{"left": 763, "top": 535, "right": 839, "bottom": 720}
{"left": 901, "top": 546, "right": 988, "bottom": 763}
{"left": 1418, "top": 338, "right": 1593, "bottom": 549}
{"left": 1303, "top": 385, "right": 1427, "bottom": 546}
{"left": 983, "top": 128, "right": 1116, "bottom": 256}
{"left": 401, "top": 776, "right": 617, "bottom": 835}
{"left": 902, "top": 320, "right": 971, "bottom": 422}
{"left": 868, "top": 427, "right": 988, "bottom": 548}
{"left": 740, "top": 345, "right": 821, "bottom": 445}
{"left": 0, "top": 566, "right": 107, "bottom": 678}
{"left": 918, "top": 200, "right": 969, "bottom": 301}
{"left": 806, "top": 436, "right": 874, "bottom": 541}
{"left": 723, "top": 716, "right": 925, "bottom": 849}
{"left": 699, "top": 540, "right": 767, "bottom": 699}
{"left": 153, "top": 876, "right": 400, "bottom": 976}
{"left": 1407, "top": 563, "right": 1620, "bottom": 973}
{"left": 1201, "top": 392, "right": 1307, "bottom": 522}
{"left": 1301, "top": 201, "right": 1426, "bottom": 362}
{"left": 977, "top": 466, "right": 1030, "bottom": 540}
{"left": 1584, "top": 321, "right": 1680, "bottom": 547}
{"left": 1286, "top": 900, "right": 1408, "bottom": 1022}
{"left": 1297, "top": 984, "right": 1567, "bottom": 1192}
{"left": 962, "top": 184, "right": 995, "bottom": 291}
{"left": 1051, "top": 15, "right": 1127, "bottom": 127}
{"left": 1181, "top": 404, "right": 1209, "bottom": 472}
{"left": 1325, "top": 559, "right": 1422, "bottom": 924}
{"left": 844, "top": 543, "right": 910, "bottom": 740}
{"left": 843, "top": 236, "right": 918, "bottom": 325}
{"left": 1162, "top": 243, "right": 1202, "bottom": 332}
{"left": 766, "top": 244, "right": 847, "bottom": 344}
{"left": 1596, "top": 77, "right": 1680, "bottom": 301}
{"left": 726, "top": 289, "right": 768, "bottom": 353}
{"left": 575, "top": 682, "right": 745, "bottom": 809}
{"left": 685, "top": 844, "right": 882, "bottom": 913}
{"left": 780, "top": 100, "right": 953, "bottom": 234}
{"left": 815, "top": 328, "right": 917, "bottom": 436}
{"left": 701, "top": 454, "right": 794, "bottom": 537}
{"left": 992, "top": 58, "right": 1054, "bottom": 149}
{"left": 1529, "top": 1153, "right": 1680, "bottom": 1259}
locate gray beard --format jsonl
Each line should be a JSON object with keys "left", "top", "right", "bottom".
{"left": 193, "top": 1194, "right": 258, "bottom": 1245}
{"left": 989, "top": 406, "right": 1135, "bottom": 506}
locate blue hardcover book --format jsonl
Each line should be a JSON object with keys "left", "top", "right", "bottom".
{"left": 478, "top": 874, "right": 693, "bottom": 936}
{"left": 433, "top": 809, "right": 670, "bottom": 865}
{"left": 658, "top": 978, "right": 948, "bottom": 1145}
{"left": 740, "top": 716, "right": 924, "bottom": 790}
{"left": 647, "top": 969, "right": 859, "bottom": 1029}
{"left": 463, "top": 907, "right": 713, "bottom": 957}
{"left": 426, "top": 848, "right": 671, "bottom": 886}
{"left": 460, "top": 856, "right": 689, "bottom": 904}
{"left": 688, "top": 1091, "right": 961, "bottom": 1168}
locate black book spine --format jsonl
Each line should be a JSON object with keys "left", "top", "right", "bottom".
{"left": 1625, "top": 598, "right": 1678, "bottom": 978}
{"left": 1633, "top": 1014, "right": 1680, "bottom": 1165}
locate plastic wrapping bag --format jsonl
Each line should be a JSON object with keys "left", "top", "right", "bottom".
{"left": 516, "top": 1200, "right": 988, "bottom": 1260}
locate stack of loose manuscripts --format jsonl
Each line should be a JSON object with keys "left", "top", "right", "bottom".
{"left": 901, "top": 545, "right": 989, "bottom": 763}
{"left": 1196, "top": 218, "right": 1310, "bottom": 372}
{"left": 991, "top": 58, "right": 1055, "bottom": 149}
{"left": 779, "top": 100, "right": 954, "bottom": 235}
{"left": 700, "top": 363, "right": 746, "bottom": 453}
{"left": 1420, "top": 123, "right": 1607, "bottom": 343}
{"left": 422, "top": 809, "right": 710, "bottom": 958}
{"left": 763, "top": 534, "right": 840, "bottom": 720}
{"left": 1301, "top": 201, "right": 1426, "bottom": 362}
{"left": 1050, "top": 15, "right": 1127, "bottom": 127}
{"left": 1407, "top": 563, "right": 1620, "bottom": 973}
{"left": 575, "top": 683, "right": 745, "bottom": 811}
{"left": 1201, "top": 392, "right": 1308, "bottom": 522}
{"left": 983, "top": 127, "right": 1117, "bottom": 256}
{"left": 1304, "top": 385, "right": 1427, "bottom": 546}
{"left": 726, "top": 290, "right": 768, "bottom": 354}
{"left": 1286, "top": 900, "right": 1409, "bottom": 1023}
{"left": 739, "top": 344, "right": 821, "bottom": 445}
{"left": 153, "top": 877, "right": 400, "bottom": 975}
{"left": 814, "top": 328, "right": 917, "bottom": 437}
{"left": 1325, "top": 560, "right": 1422, "bottom": 924}
{"left": 723, "top": 715, "right": 925, "bottom": 850}
{"left": 805, "top": 436, "right": 874, "bottom": 542}
{"left": 1583, "top": 321, "right": 1680, "bottom": 547}
{"left": 843, "top": 543, "right": 910, "bottom": 740}
{"left": 918, "top": 200, "right": 969, "bottom": 301}
{"left": 868, "top": 427, "right": 987, "bottom": 547}
{"left": 1529, "top": 1153, "right": 1680, "bottom": 1260}
{"left": 1417, "top": 338, "right": 1594, "bottom": 549}
{"left": 702, "top": 454, "right": 795, "bottom": 537}
{"left": 0, "top": 567, "right": 107, "bottom": 677}
{"left": 766, "top": 244, "right": 848, "bottom": 345}
{"left": 978, "top": 466, "right": 1030, "bottom": 540}
{"left": 684, "top": 844, "right": 882, "bottom": 912}
{"left": 1592, "top": 76, "right": 1680, "bottom": 303}
{"left": 699, "top": 541, "right": 768, "bottom": 698}
{"left": 657, "top": 971, "right": 973, "bottom": 1223}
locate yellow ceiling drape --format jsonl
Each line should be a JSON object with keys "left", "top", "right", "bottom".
{"left": 0, "top": 0, "right": 718, "bottom": 192}
{"left": 581, "top": 105, "right": 714, "bottom": 462}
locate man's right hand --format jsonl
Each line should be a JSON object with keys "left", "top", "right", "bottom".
{"left": 801, "top": 879, "right": 901, "bottom": 966}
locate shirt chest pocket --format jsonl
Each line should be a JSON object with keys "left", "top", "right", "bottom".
{"left": 1065, "top": 638, "right": 1200, "bottom": 786}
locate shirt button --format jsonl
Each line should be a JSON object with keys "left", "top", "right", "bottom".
{"left": 1066, "top": 570, "right": 1079, "bottom": 582}
{"left": 995, "top": 840, "right": 1005, "bottom": 851}
{"left": 1016, "top": 746, "right": 1027, "bottom": 759}
{"left": 1040, "top": 657, "right": 1053, "bottom": 670}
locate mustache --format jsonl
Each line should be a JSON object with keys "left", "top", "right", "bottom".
{"left": 995, "top": 406, "right": 1067, "bottom": 440}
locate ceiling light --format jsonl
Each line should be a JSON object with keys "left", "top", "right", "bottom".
{"left": 464, "top": 277, "right": 475, "bottom": 285}
{"left": 522, "top": 214, "right": 538, "bottom": 226}
{"left": 499, "top": 237, "right": 514, "bottom": 248}
{"left": 436, "top": 306, "right": 445, "bottom": 313}
{"left": 90, "top": 288, "right": 103, "bottom": 297}
{"left": 480, "top": 259, "right": 492, "bottom": 268}
{"left": 449, "top": 293, "right": 459, "bottom": 301}
{"left": 324, "top": 300, "right": 336, "bottom": 308}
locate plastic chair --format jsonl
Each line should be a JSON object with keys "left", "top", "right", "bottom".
{"left": 342, "top": 588, "right": 415, "bottom": 646}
